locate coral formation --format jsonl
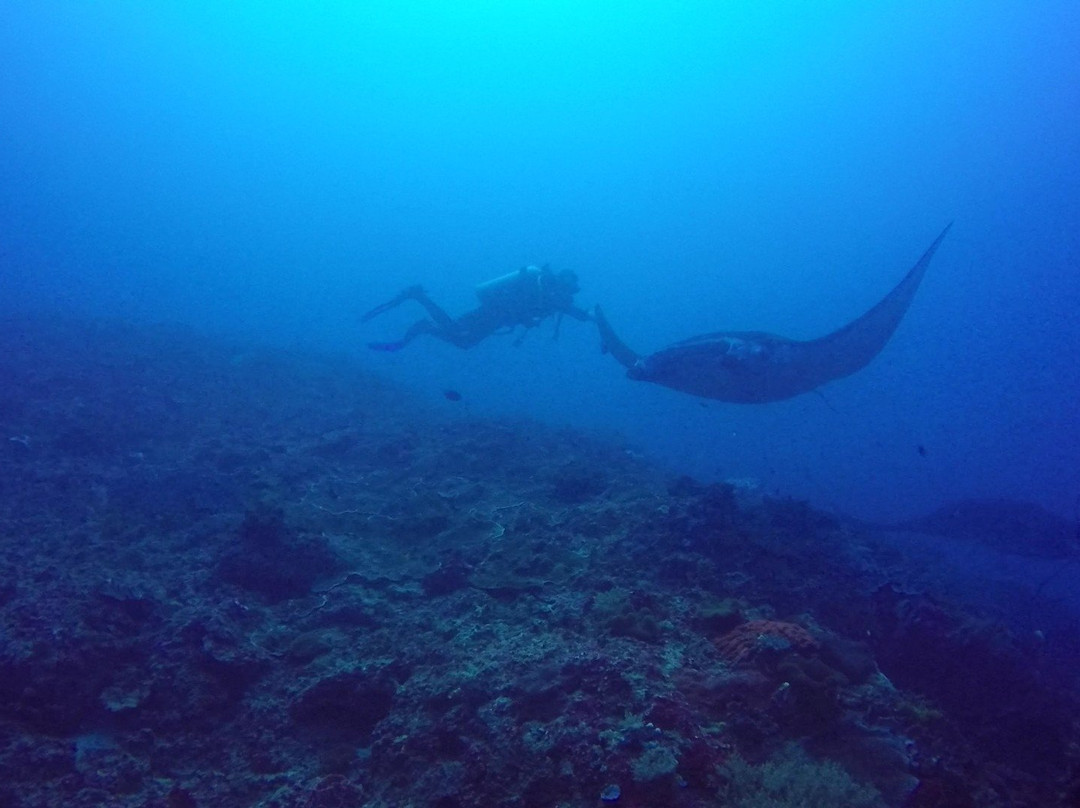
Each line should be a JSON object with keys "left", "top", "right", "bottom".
{"left": 715, "top": 619, "right": 820, "bottom": 664}
{"left": 0, "top": 317, "right": 1077, "bottom": 807}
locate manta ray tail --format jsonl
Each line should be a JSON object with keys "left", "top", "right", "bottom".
{"left": 593, "top": 305, "right": 641, "bottom": 370}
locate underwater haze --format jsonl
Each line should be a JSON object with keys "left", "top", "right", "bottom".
{"left": 2, "top": 1, "right": 1079, "bottom": 521}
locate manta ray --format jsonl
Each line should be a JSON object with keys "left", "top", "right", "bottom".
{"left": 595, "top": 224, "right": 952, "bottom": 403}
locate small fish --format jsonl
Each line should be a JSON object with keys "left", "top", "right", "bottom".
{"left": 443, "top": 389, "right": 463, "bottom": 402}
{"left": 917, "top": 444, "right": 927, "bottom": 457}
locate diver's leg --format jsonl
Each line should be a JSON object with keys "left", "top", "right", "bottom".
{"left": 429, "top": 327, "right": 486, "bottom": 350}
{"left": 429, "top": 308, "right": 497, "bottom": 349}
{"left": 360, "top": 285, "right": 426, "bottom": 323}
{"left": 385, "top": 306, "right": 490, "bottom": 350}
{"left": 409, "top": 289, "right": 458, "bottom": 330}
{"left": 368, "top": 307, "right": 492, "bottom": 351}
{"left": 367, "top": 318, "right": 438, "bottom": 352}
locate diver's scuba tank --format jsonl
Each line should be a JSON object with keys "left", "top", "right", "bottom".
{"left": 474, "top": 265, "right": 545, "bottom": 308}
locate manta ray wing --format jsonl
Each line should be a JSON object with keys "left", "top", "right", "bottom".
{"left": 597, "top": 224, "right": 952, "bottom": 403}
{"left": 792, "top": 222, "right": 952, "bottom": 388}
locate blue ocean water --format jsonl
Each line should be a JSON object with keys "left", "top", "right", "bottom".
{"left": 2, "top": 1, "right": 1078, "bottom": 522}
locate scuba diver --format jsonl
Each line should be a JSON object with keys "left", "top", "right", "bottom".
{"left": 361, "top": 265, "right": 592, "bottom": 351}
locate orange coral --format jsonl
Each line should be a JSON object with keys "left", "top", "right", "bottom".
{"left": 714, "top": 619, "right": 818, "bottom": 664}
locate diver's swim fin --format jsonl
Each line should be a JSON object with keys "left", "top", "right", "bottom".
{"left": 360, "top": 285, "right": 425, "bottom": 323}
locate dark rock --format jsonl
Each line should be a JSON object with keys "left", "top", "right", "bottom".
{"left": 218, "top": 514, "right": 343, "bottom": 602}
{"left": 291, "top": 672, "right": 396, "bottom": 742}
{"left": 422, "top": 559, "right": 472, "bottom": 596}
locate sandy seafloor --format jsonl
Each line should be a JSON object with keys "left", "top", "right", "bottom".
{"left": 1, "top": 315, "right": 1077, "bottom": 807}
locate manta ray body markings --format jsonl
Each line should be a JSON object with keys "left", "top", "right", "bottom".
{"left": 596, "top": 224, "right": 952, "bottom": 403}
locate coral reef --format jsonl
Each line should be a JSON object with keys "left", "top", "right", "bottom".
{"left": 0, "top": 316, "right": 1077, "bottom": 807}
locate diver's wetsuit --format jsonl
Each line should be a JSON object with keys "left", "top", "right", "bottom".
{"left": 362, "top": 267, "right": 591, "bottom": 351}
